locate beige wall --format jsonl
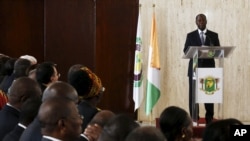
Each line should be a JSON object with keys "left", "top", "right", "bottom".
{"left": 138, "top": 0, "right": 250, "bottom": 123}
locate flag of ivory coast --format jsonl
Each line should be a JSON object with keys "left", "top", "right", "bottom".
{"left": 146, "top": 12, "right": 161, "bottom": 115}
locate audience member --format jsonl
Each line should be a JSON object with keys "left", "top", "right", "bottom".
{"left": 35, "top": 61, "right": 60, "bottom": 92}
{"left": 125, "top": 126, "right": 167, "bottom": 141}
{"left": 2, "top": 97, "right": 42, "bottom": 141}
{"left": 0, "top": 54, "right": 10, "bottom": 83}
{"left": 84, "top": 110, "right": 116, "bottom": 141}
{"left": 0, "top": 58, "right": 17, "bottom": 109}
{"left": 38, "top": 97, "right": 83, "bottom": 141}
{"left": 0, "top": 58, "right": 32, "bottom": 94}
{"left": 19, "top": 55, "right": 37, "bottom": 65}
{"left": 0, "top": 77, "right": 42, "bottom": 140}
{"left": 159, "top": 106, "right": 193, "bottom": 141}
{"left": 68, "top": 64, "right": 105, "bottom": 131}
{"left": 88, "top": 110, "right": 115, "bottom": 127}
{"left": 2, "top": 58, "right": 17, "bottom": 77}
{"left": 97, "top": 114, "right": 140, "bottom": 141}
{"left": 19, "top": 81, "right": 88, "bottom": 141}
{"left": 202, "top": 118, "right": 243, "bottom": 141}
{"left": 0, "top": 90, "right": 8, "bottom": 110}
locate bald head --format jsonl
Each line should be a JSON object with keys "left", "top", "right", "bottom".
{"left": 38, "top": 97, "right": 83, "bottom": 140}
{"left": 8, "top": 77, "right": 42, "bottom": 107}
{"left": 42, "top": 81, "right": 78, "bottom": 103}
{"left": 39, "top": 97, "right": 75, "bottom": 129}
{"left": 89, "top": 110, "right": 115, "bottom": 127}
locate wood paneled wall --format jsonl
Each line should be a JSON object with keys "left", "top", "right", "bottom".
{"left": 95, "top": 0, "right": 138, "bottom": 117}
{"left": 0, "top": 0, "right": 44, "bottom": 61}
{"left": 0, "top": 0, "right": 139, "bottom": 118}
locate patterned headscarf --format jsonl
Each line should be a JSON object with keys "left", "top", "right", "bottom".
{"left": 80, "top": 67, "right": 103, "bottom": 99}
{"left": 68, "top": 66, "right": 104, "bottom": 100}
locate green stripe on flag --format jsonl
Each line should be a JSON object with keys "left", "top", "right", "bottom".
{"left": 146, "top": 80, "right": 160, "bottom": 115}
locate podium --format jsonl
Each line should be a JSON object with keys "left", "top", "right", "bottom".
{"left": 183, "top": 46, "right": 235, "bottom": 122}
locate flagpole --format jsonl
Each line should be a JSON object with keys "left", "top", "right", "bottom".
{"left": 152, "top": 4, "right": 154, "bottom": 126}
{"left": 150, "top": 112, "right": 152, "bottom": 125}
{"left": 151, "top": 3, "right": 155, "bottom": 126}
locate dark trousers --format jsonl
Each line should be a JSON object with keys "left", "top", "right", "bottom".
{"left": 189, "top": 77, "right": 214, "bottom": 123}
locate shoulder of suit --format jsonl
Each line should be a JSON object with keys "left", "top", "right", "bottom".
{"left": 207, "top": 30, "right": 218, "bottom": 35}
{"left": 188, "top": 30, "right": 198, "bottom": 35}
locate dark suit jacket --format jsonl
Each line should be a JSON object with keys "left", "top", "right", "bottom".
{"left": 0, "top": 105, "right": 20, "bottom": 140}
{"left": 78, "top": 101, "right": 99, "bottom": 131}
{"left": 19, "top": 117, "right": 42, "bottom": 141}
{"left": 0, "top": 74, "right": 15, "bottom": 94}
{"left": 2, "top": 124, "right": 25, "bottom": 141}
{"left": 184, "top": 29, "right": 220, "bottom": 77}
{"left": 41, "top": 136, "right": 58, "bottom": 141}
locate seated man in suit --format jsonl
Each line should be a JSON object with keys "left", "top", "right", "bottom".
{"left": 19, "top": 81, "right": 88, "bottom": 141}
{"left": 3, "top": 97, "right": 42, "bottom": 141}
{"left": 38, "top": 97, "right": 83, "bottom": 141}
{"left": 84, "top": 110, "right": 115, "bottom": 141}
{"left": 0, "top": 77, "right": 42, "bottom": 140}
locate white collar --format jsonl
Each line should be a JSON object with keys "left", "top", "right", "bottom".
{"left": 198, "top": 29, "right": 207, "bottom": 34}
{"left": 80, "top": 133, "right": 89, "bottom": 141}
{"left": 18, "top": 123, "right": 27, "bottom": 129}
{"left": 43, "top": 135, "right": 62, "bottom": 141}
{"left": 6, "top": 103, "right": 20, "bottom": 112}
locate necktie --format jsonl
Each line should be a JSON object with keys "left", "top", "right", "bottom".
{"left": 200, "top": 32, "right": 205, "bottom": 45}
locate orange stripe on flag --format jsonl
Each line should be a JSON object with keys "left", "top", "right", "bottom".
{"left": 150, "top": 13, "right": 160, "bottom": 69}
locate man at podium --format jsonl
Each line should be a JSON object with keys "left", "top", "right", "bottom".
{"left": 183, "top": 13, "right": 220, "bottom": 125}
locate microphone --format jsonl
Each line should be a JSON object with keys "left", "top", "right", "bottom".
{"left": 205, "top": 33, "right": 214, "bottom": 46}
{"left": 205, "top": 32, "right": 217, "bottom": 57}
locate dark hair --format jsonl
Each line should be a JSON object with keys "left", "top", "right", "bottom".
{"left": 67, "top": 64, "right": 92, "bottom": 97}
{"left": 36, "top": 62, "right": 56, "bottom": 84}
{"left": 159, "top": 106, "right": 191, "bottom": 141}
{"left": 202, "top": 118, "right": 243, "bottom": 141}
{"left": 2, "top": 58, "right": 17, "bottom": 76}
{"left": 196, "top": 13, "right": 206, "bottom": 21}
{"left": 0, "top": 55, "right": 11, "bottom": 75}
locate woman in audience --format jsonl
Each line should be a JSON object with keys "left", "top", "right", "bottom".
{"left": 202, "top": 118, "right": 243, "bottom": 141}
{"left": 68, "top": 64, "right": 105, "bottom": 131}
{"left": 159, "top": 106, "right": 194, "bottom": 141}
